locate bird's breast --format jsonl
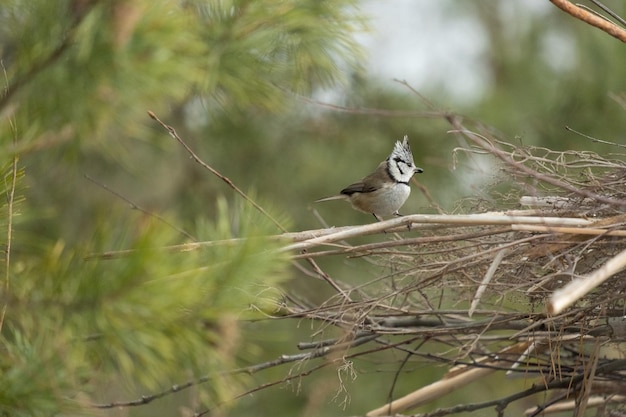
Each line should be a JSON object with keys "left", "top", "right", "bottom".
{"left": 349, "top": 183, "right": 411, "bottom": 217}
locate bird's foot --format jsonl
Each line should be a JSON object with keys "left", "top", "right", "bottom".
{"left": 393, "top": 211, "right": 411, "bottom": 231}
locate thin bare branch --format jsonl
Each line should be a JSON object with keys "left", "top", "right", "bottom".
{"left": 92, "top": 332, "right": 379, "bottom": 410}
{"left": 448, "top": 125, "right": 626, "bottom": 207}
{"left": 588, "top": 0, "right": 626, "bottom": 27}
{"left": 93, "top": 90, "right": 626, "bottom": 416}
{"left": 85, "top": 174, "right": 197, "bottom": 241}
{"left": 565, "top": 125, "right": 626, "bottom": 149}
{"left": 549, "top": 0, "right": 626, "bottom": 42}
{"left": 148, "top": 111, "right": 288, "bottom": 233}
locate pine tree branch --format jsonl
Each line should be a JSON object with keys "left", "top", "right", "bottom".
{"left": 147, "top": 111, "right": 352, "bottom": 302}
{"left": 0, "top": 121, "right": 18, "bottom": 332}
{"left": 0, "top": 2, "right": 98, "bottom": 113}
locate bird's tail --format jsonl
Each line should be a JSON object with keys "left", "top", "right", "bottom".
{"left": 314, "top": 195, "right": 346, "bottom": 203}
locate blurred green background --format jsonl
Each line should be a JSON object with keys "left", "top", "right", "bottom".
{"left": 1, "top": 0, "right": 625, "bottom": 416}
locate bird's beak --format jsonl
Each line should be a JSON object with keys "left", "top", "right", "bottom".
{"left": 415, "top": 167, "right": 424, "bottom": 174}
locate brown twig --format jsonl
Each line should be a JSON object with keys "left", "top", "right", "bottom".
{"left": 549, "top": 0, "right": 626, "bottom": 42}
{"left": 448, "top": 125, "right": 626, "bottom": 208}
{"left": 126, "top": 87, "right": 626, "bottom": 416}
{"left": 589, "top": 0, "right": 626, "bottom": 27}
{"left": 84, "top": 174, "right": 197, "bottom": 242}
{"left": 276, "top": 86, "right": 626, "bottom": 416}
{"left": 565, "top": 125, "right": 626, "bottom": 149}
{"left": 147, "top": 111, "right": 354, "bottom": 304}
{"left": 92, "top": 331, "right": 380, "bottom": 410}
{"left": 148, "top": 111, "right": 288, "bottom": 233}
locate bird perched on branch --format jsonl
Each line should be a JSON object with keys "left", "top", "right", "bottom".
{"left": 315, "top": 135, "right": 423, "bottom": 221}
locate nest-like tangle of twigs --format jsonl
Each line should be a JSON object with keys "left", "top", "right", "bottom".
{"left": 281, "top": 129, "right": 626, "bottom": 416}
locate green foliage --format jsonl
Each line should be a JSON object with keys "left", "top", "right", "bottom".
{"left": 2, "top": 0, "right": 625, "bottom": 415}
{"left": 0, "top": 0, "right": 364, "bottom": 155}
{"left": 2, "top": 0, "right": 206, "bottom": 152}
{"left": 194, "top": 0, "right": 365, "bottom": 106}
{"left": 0, "top": 327, "right": 84, "bottom": 417}
{"left": 0, "top": 0, "right": 371, "bottom": 414}
{"left": 1, "top": 195, "right": 290, "bottom": 414}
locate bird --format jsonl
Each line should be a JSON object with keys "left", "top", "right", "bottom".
{"left": 315, "top": 135, "right": 423, "bottom": 221}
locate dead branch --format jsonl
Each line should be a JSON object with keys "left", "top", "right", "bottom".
{"left": 549, "top": 0, "right": 626, "bottom": 43}
{"left": 148, "top": 111, "right": 288, "bottom": 233}
{"left": 128, "top": 100, "right": 626, "bottom": 416}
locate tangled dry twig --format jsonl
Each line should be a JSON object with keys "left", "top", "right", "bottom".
{"left": 281, "top": 127, "right": 626, "bottom": 416}
{"left": 107, "top": 109, "right": 626, "bottom": 416}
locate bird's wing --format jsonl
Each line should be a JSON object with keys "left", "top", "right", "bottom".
{"left": 340, "top": 181, "right": 373, "bottom": 195}
{"left": 341, "top": 162, "right": 388, "bottom": 195}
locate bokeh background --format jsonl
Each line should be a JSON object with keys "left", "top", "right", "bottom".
{"left": 1, "top": 0, "right": 625, "bottom": 416}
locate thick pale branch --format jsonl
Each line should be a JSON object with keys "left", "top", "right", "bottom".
{"left": 549, "top": 247, "right": 626, "bottom": 314}
{"left": 367, "top": 343, "right": 531, "bottom": 416}
{"left": 282, "top": 214, "right": 591, "bottom": 252}
{"left": 275, "top": 84, "right": 626, "bottom": 417}
{"left": 512, "top": 224, "right": 626, "bottom": 237}
{"left": 88, "top": 213, "right": 611, "bottom": 260}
